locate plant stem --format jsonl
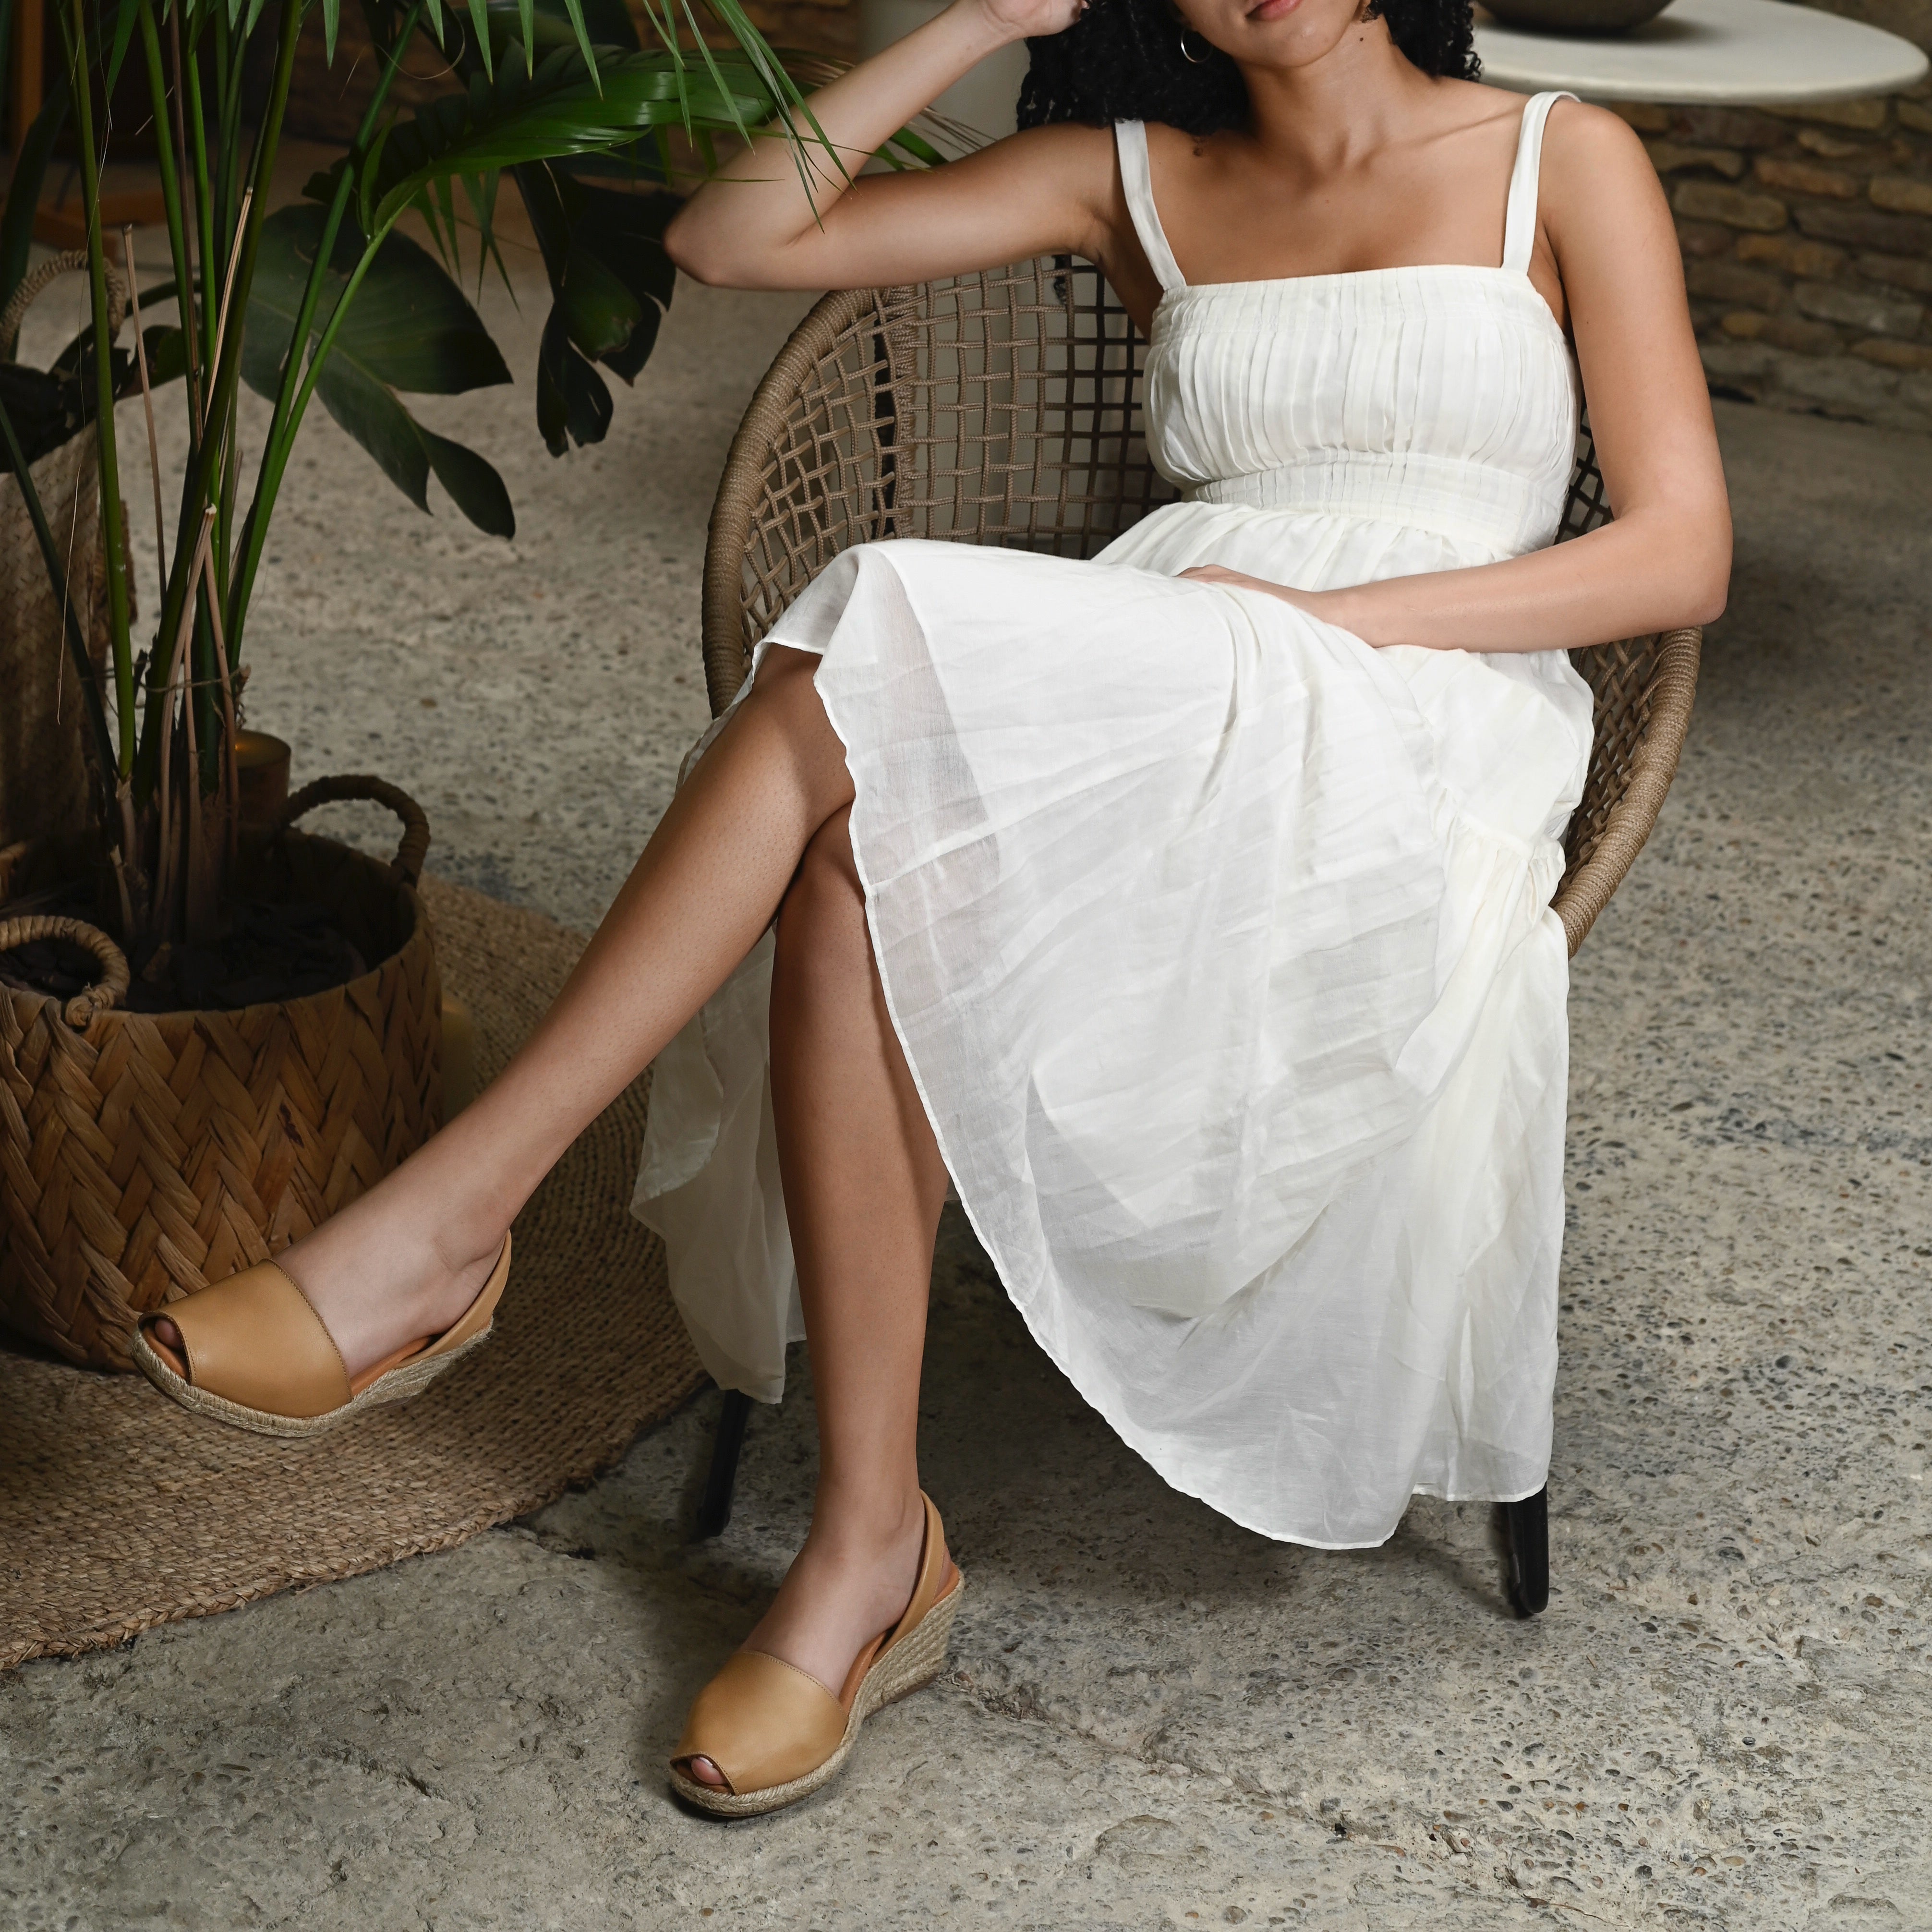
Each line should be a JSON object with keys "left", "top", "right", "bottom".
{"left": 193, "top": 173, "right": 249, "bottom": 789}
{"left": 221, "top": 12, "right": 249, "bottom": 226}
{"left": 109, "top": 832, "right": 138, "bottom": 935}
{"left": 123, "top": 225, "right": 169, "bottom": 607}
{"left": 228, "top": 0, "right": 426, "bottom": 659}
{"left": 217, "top": 419, "right": 238, "bottom": 622}
{"left": 116, "top": 785, "right": 144, "bottom": 930}
{"left": 139, "top": 0, "right": 303, "bottom": 805}
{"left": 62, "top": 0, "right": 135, "bottom": 778}
{"left": 157, "top": 10, "right": 221, "bottom": 803}
{"left": 157, "top": 506, "right": 217, "bottom": 936}
{"left": 201, "top": 9, "right": 246, "bottom": 627}
{"left": 183, "top": 22, "right": 218, "bottom": 418}
{"left": 138, "top": 0, "right": 202, "bottom": 432}
{"left": 210, "top": 4, "right": 235, "bottom": 324}
{"left": 205, "top": 182, "right": 253, "bottom": 622}
{"left": 181, "top": 605, "right": 209, "bottom": 942}
{"left": 209, "top": 12, "right": 253, "bottom": 593}
{"left": 199, "top": 536, "right": 241, "bottom": 866}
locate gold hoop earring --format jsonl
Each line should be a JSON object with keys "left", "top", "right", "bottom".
{"left": 1179, "top": 25, "right": 1213, "bottom": 60}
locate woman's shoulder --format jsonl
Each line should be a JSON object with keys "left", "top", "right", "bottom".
{"left": 1532, "top": 95, "right": 1675, "bottom": 278}
{"left": 1435, "top": 85, "right": 1654, "bottom": 208}
{"left": 1542, "top": 91, "right": 1646, "bottom": 138}
{"left": 1537, "top": 95, "right": 1663, "bottom": 207}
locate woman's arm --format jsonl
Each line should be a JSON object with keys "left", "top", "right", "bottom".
{"left": 1186, "top": 103, "right": 1732, "bottom": 652}
{"left": 663, "top": 0, "right": 1116, "bottom": 294}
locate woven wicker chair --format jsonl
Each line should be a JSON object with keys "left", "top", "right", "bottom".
{"left": 688, "top": 258, "right": 1701, "bottom": 1618}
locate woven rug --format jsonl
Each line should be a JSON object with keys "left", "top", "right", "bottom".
{"left": 0, "top": 877, "right": 707, "bottom": 1672}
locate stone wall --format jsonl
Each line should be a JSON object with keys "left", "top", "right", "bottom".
{"left": 1616, "top": 80, "right": 1932, "bottom": 434}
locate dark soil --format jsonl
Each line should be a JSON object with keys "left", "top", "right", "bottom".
{"left": 0, "top": 893, "right": 368, "bottom": 1015}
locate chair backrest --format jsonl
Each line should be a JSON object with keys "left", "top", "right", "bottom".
{"left": 704, "top": 258, "right": 1699, "bottom": 954}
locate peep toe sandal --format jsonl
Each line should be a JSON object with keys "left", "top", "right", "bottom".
{"left": 130, "top": 1233, "right": 511, "bottom": 1438}
{"left": 669, "top": 1490, "right": 965, "bottom": 1818}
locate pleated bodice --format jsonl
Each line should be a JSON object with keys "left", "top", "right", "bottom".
{"left": 1146, "top": 268, "right": 1578, "bottom": 558}
{"left": 1104, "top": 92, "right": 1582, "bottom": 574}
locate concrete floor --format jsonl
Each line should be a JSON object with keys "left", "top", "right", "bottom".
{"left": 5, "top": 240, "right": 1931, "bottom": 1929}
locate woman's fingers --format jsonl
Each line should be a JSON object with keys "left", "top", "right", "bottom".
{"left": 975, "top": 0, "right": 1086, "bottom": 38}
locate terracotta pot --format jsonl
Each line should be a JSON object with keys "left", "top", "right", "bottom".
{"left": 234, "top": 729, "right": 293, "bottom": 828}
{"left": 0, "top": 778, "right": 442, "bottom": 1371}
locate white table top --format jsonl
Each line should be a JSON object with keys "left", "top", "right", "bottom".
{"left": 1474, "top": 0, "right": 1930, "bottom": 104}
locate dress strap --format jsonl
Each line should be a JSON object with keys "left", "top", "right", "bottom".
{"left": 1113, "top": 120, "right": 1186, "bottom": 293}
{"left": 1501, "top": 91, "right": 1577, "bottom": 276}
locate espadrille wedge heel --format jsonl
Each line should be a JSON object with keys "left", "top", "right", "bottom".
{"left": 130, "top": 1234, "right": 511, "bottom": 1438}
{"left": 669, "top": 1491, "right": 964, "bottom": 1818}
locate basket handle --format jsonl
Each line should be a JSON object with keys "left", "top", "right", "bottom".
{"left": 0, "top": 250, "right": 130, "bottom": 364}
{"left": 274, "top": 775, "right": 431, "bottom": 887}
{"left": 0, "top": 914, "right": 131, "bottom": 1029}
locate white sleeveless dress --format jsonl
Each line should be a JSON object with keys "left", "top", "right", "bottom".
{"left": 635, "top": 93, "right": 1596, "bottom": 1548}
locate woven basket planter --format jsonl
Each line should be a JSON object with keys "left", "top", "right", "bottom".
{"left": 0, "top": 778, "right": 442, "bottom": 1372}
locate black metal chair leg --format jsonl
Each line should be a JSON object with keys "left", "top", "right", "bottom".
{"left": 693, "top": 1388, "right": 753, "bottom": 1540}
{"left": 1502, "top": 1487, "right": 1550, "bottom": 1618}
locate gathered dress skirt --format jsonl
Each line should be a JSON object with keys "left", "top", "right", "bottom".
{"left": 634, "top": 493, "right": 1594, "bottom": 1549}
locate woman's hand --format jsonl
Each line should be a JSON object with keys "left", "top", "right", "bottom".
{"left": 1179, "top": 565, "right": 1349, "bottom": 626}
{"left": 972, "top": 0, "right": 1087, "bottom": 43}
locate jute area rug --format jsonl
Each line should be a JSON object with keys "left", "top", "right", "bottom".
{"left": 0, "top": 877, "right": 708, "bottom": 1672}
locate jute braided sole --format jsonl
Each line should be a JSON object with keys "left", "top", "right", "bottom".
{"left": 668, "top": 1574, "right": 965, "bottom": 1819}
{"left": 128, "top": 1320, "right": 496, "bottom": 1440}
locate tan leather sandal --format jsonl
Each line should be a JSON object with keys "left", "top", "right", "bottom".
{"left": 669, "top": 1490, "right": 965, "bottom": 1818}
{"left": 130, "top": 1234, "right": 511, "bottom": 1438}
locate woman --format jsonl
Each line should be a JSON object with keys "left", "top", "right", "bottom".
{"left": 133, "top": 0, "right": 1730, "bottom": 1818}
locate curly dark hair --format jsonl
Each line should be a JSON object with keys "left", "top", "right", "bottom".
{"left": 1016, "top": 0, "right": 1480, "bottom": 137}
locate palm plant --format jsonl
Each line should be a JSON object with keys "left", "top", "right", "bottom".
{"left": 0, "top": 0, "right": 917, "bottom": 950}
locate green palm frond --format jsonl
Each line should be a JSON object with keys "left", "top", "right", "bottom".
{"left": 360, "top": 43, "right": 785, "bottom": 235}
{"left": 241, "top": 204, "right": 514, "bottom": 532}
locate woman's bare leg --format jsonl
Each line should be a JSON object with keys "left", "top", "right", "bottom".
{"left": 683, "top": 806, "right": 948, "bottom": 1788}
{"left": 155, "top": 648, "right": 854, "bottom": 1377}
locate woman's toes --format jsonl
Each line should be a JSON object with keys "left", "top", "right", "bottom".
{"left": 687, "top": 1756, "right": 726, "bottom": 1788}
{"left": 152, "top": 1317, "right": 182, "bottom": 1352}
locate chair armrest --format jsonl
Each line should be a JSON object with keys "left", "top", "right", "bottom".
{"left": 1550, "top": 626, "right": 1702, "bottom": 958}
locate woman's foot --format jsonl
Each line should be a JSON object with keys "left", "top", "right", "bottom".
{"left": 148, "top": 1178, "right": 507, "bottom": 1383}
{"left": 683, "top": 1488, "right": 928, "bottom": 1790}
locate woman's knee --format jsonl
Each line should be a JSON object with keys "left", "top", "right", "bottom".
{"left": 737, "top": 648, "right": 853, "bottom": 808}
{"left": 744, "top": 645, "right": 829, "bottom": 729}
{"left": 757, "top": 643, "right": 821, "bottom": 690}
